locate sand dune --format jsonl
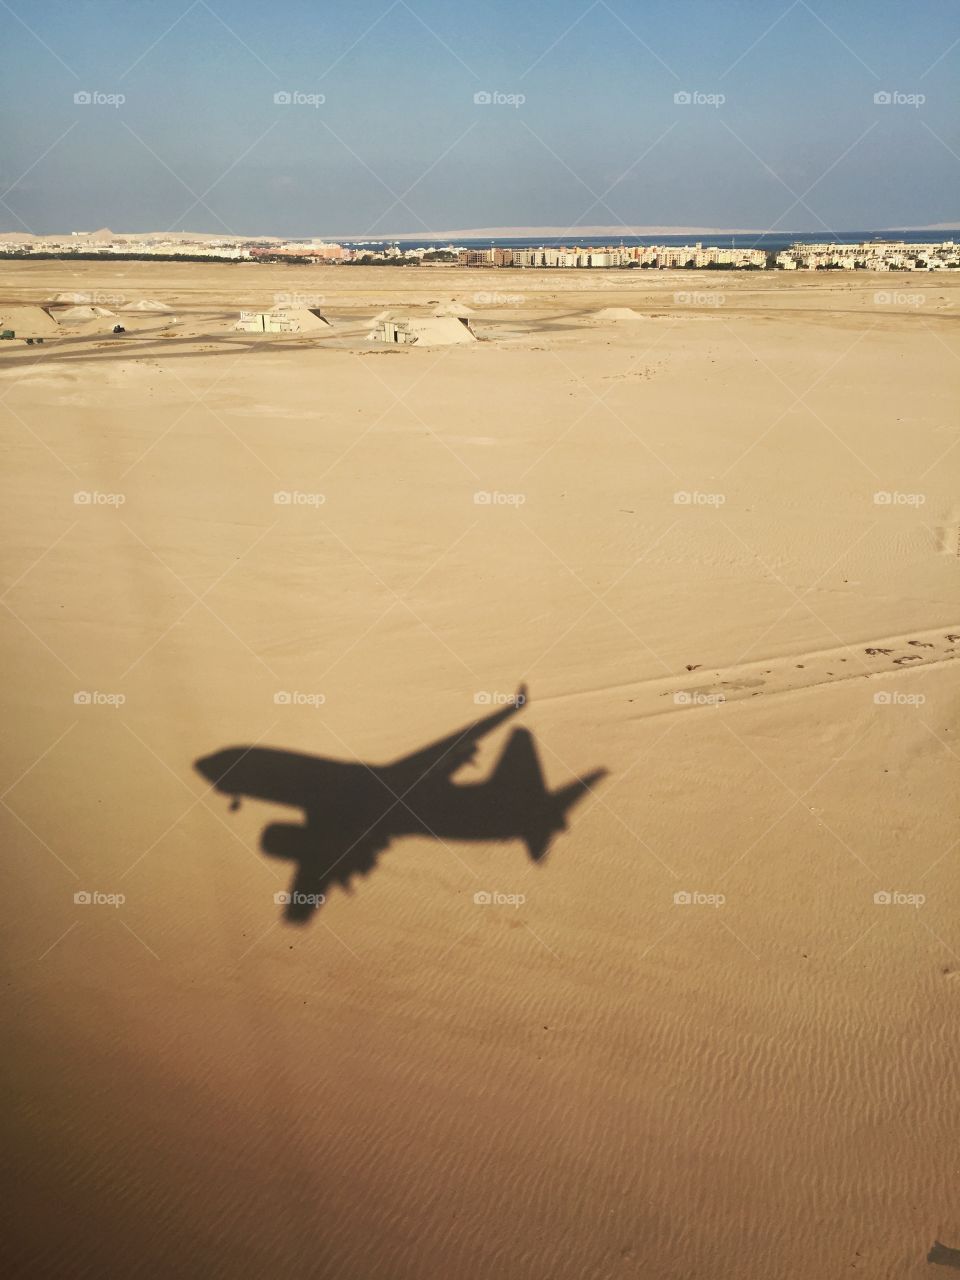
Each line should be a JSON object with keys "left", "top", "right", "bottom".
{"left": 3, "top": 262, "right": 959, "bottom": 1279}
{"left": 594, "top": 305, "right": 647, "bottom": 319}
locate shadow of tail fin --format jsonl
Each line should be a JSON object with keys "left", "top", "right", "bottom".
{"left": 492, "top": 729, "right": 606, "bottom": 862}
{"left": 492, "top": 725, "right": 544, "bottom": 791}
{"left": 525, "top": 768, "right": 607, "bottom": 862}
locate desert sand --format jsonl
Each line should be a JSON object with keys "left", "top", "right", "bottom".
{"left": 3, "top": 261, "right": 959, "bottom": 1279}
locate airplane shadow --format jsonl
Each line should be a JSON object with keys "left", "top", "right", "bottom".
{"left": 194, "top": 687, "right": 607, "bottom": 924}
{"left": 929, "top": 1242, "right": 960, "bottom": 1270}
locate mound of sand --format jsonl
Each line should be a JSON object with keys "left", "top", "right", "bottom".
{"left": 0, "top": 305, "right": 61, "bottom": 337}
{"left": 125, "top": 299, "right": 173, "bottom": 313}
{"left": 595, "top": 306, "right": 647, "bottom": 320}
{"left": 54, "top": 304, "right": 116, "bottom": 323}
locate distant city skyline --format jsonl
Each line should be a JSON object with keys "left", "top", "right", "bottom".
{"left": 1, "top": 0, "right": 957, "bottom": 237}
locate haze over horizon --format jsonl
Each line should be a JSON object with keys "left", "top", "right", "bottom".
{"left": 1, "top": 0, "right": 957, "bottom": 238}
{"left": 5, "top": 221, "right": 960, "bottom": 244}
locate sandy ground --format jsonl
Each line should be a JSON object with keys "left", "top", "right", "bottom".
{"left": 2, "top": 262, "right": 959, "bottom": 1279}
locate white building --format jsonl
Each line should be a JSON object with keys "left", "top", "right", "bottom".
{"left": 369, "top": 316, "right": 476, "bottom": 346}
{"left": 235, "top": 307, "right": 332, "bottom": 334}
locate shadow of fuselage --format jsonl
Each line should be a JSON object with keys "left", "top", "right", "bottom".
{"left": 194, "top": 690, "right": 606, "bottom": 923}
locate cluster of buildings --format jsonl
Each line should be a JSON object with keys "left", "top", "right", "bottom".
{"left": 454, "top": 243, "right": 767, "bottom": 269}
{"left": 0, "top": 233, "right": 253, "bottom": 259}
{"left": 775, "top": 240, "right": 959, "bottom": 270}
{"left": 341, "top": 242, "right": 766, "bottom": 268}
{"left": 2, "top": 232, "right": 956, "bottom": 272}
{"left": 248, "top": 242, "right": 345, "bottom": 260}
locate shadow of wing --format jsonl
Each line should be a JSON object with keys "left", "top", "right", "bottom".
{"left": 263, "top": 821, "right": 390, "bottom": 922}
{"left": 392, "top": 686, "right": 527, "bottom": 786}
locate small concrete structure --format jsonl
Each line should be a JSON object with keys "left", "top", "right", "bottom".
{"left": 0, "top": 305, "right": 62, "bottom": 338}
{"left": 235, "top": 307, "right": 332, "bottom": 334}
{"left": 369, "top": 315, "right": 476, "bottom": 346}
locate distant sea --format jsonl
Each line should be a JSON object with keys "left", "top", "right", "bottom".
{"left": 345, "top": 230, "right": 958, "bottom": 252}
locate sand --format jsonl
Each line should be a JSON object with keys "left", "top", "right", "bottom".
{"left": 123, "top": 298, "right": 174, "bottom": 312}
{"left": 0, "top": 303, "right": 63, "bottom": 337}
{"left": 2, "top": 261, "right": 959, "bottom": 1280}
{"left": 594, "top": 305, "right": 647, "bottom": 319}
{"left": 52, "top": 304, "right": 116, "bottom": 322}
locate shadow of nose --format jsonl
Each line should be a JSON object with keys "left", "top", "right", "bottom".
{"left": 194, "top": 752, "right": 233, "bottom": 786}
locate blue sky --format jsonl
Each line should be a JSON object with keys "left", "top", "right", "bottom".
{"left": 1, "top": 0, "right": 957, "bottom": 235}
